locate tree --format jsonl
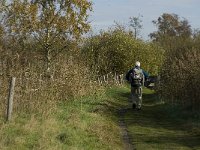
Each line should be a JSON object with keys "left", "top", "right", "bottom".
{"left": 1, "top": 0, "right": 92, "bottom": 72}
{"left": 149, "top": 13, "right": 192, "bottom": 41}
{"left": 129, "top": 14, "right": 143, "bottom": 39}
{"left": 193, "top": 29, "right": 200, "bottom": 39}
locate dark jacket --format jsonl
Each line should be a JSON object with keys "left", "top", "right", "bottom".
{"left": 126, "top": 66, "right": 149, "bottom": 87}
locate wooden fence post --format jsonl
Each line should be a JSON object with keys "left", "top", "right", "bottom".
{"left": 6, "top": 77, "right": 16, "bottom": 121}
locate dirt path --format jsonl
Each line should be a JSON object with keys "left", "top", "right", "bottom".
{"left": 118, "top": 108, "right": 135, "bottom": 150}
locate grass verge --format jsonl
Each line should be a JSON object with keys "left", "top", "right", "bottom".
{"left": 0, "top": 86, "right": 127, "bottom": 150}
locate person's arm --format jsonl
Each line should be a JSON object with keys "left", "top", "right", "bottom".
{"left": 125, "top": 69, "right": 132, "bottom": 81}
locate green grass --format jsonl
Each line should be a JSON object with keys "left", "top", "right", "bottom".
{"left": 0, "top": 85, "right": 200, "bottom": 150}
{"left": 120, "top": 87, "right": 200, "bottom": 150}
{"left": 0, "top": 87, "right": 126, "bottom": 150}
{"left": 54, "top": 93, "right": 124, "bottom": 150}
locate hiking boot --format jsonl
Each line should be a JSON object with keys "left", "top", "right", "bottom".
{"left": 132, "top": 103, "right": 136, "bottom": 109}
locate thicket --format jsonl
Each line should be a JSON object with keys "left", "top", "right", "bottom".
{"left": 0, "top": 40, "right": 95, "bottom": 116}
{"left": 152, "top": 13, "right": 200, "bottom": 109}
{"left": 159, "top": 37, "right": 200, "bottom": 109}
{"left": 0, "top": 0, "right": 95, "bottom": 117}
{"left": 82, "top": 27, "right": 164, "bottom": 76}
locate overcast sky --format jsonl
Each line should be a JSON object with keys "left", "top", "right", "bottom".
{"left": 89, "top": 0, "right": 200, "bottom": 40}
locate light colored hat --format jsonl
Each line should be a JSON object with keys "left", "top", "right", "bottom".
{"left": 135, "top": 61, "right": 140, "bottom": 67}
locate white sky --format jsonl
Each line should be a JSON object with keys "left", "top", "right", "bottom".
{"left": 89, "top": 0, "right": 200, "bottom": 40}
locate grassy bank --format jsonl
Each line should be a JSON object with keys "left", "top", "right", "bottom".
{"left": 0, "top": 87, "right": 127, "bottom": 150}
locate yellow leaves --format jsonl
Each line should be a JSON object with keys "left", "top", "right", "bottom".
{"left": 29, "top": 4, "right": 38, "bottom": 21}
{"left": 3, "top": 0, "right": 92, "bottom": 39}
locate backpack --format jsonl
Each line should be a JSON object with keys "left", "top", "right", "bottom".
{"left": 129, "top": 68, "right": 143, "bottom": 86}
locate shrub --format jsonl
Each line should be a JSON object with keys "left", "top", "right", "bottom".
{"left": 0, "top": 48, "right": 95, "bottom": 116}
{"left": 160, "top": 46, "right": 200, "bottom": 109}
{"left": 82, "top": 28, "right": 164, "bottom": 76}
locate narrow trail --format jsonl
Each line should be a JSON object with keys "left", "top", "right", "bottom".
{"left": 118, "top": 108, "right": 135, "bottom": 150}
{"left": 117, "top": 87, "right": 200, "bottom": 150}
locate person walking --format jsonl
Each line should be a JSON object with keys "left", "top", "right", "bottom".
{"left": 126, "top": 61, "right": 149, "bottom": 110}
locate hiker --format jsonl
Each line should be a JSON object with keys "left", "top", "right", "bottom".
{"left": 125, "top": 61, "right": 149, "bottom": 110}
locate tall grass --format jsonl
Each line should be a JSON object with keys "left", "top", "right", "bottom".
{"left": 160, "top": 45, "right": 200, "bottom": 109}
{"left": 0, "top": 48, "right": 96, "bottom": 118}
{"left": 0, "top": 86, "right": 125, "bottom": 149}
